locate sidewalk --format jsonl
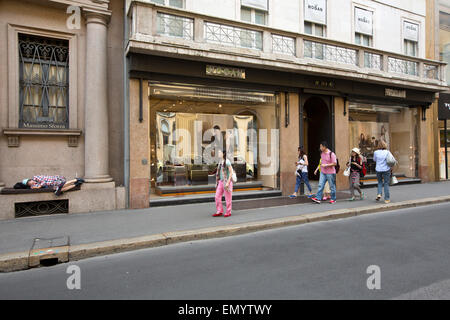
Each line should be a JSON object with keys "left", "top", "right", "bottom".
{"left": 0, "top": 181, "right": 449, "bottom": 271}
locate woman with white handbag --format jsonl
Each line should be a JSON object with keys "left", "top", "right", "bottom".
{"left": 213, "top": 150, "right": 235, "bottom": 218}
{"left": 345, "top": 148, "right": 365, "bottom": 201}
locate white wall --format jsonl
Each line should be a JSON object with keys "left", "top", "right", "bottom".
{"left": 186, "top": 0, "right": 238, "bottom": 20}
{"left": 182, "top": 0, "right": 426, "bottom": 57}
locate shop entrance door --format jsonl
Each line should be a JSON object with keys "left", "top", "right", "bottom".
{"left": 301, "top": 95, "right": 333, "bottom": 181}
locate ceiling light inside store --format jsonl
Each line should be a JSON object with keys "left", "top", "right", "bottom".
{"left": 149, "top": 83, "right": 274, "bottom": 104}
{"left": 349, "top": 103, "right": 402, "bottom": 113}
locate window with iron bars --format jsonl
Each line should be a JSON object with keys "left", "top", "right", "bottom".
{"left": 18, "top": 34, "right": 69, "bottom": 129}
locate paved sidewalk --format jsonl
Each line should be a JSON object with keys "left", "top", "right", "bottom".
{"left": 0, "top": 181, "right": 448, "bottom": 257}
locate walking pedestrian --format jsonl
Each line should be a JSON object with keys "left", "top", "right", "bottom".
{"left": 290, "top": 146, "right": 313, "bottom": 198}
{"left": 346, "top": 148, "right": 365, "bottom": 201}
{"left": 311, "top": 141, "right": 337, "bottom": 204}
{"left": 314, "top": 159, "right": 331, "bottom": 200}
{"left": 213, "top": 150, "right": 234, "bottom": 217}
{"left": 373, "top": 140, "right": 391, "bottom": 203}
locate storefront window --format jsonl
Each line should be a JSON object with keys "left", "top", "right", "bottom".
{"left": 149, "top": 83, "right": 279, "bottom": 197}
{"left": 348, "top": 104, "right": 419, "bottom": 178}
{"left": 439, "top": 120, "right": 450, "bottom": 180}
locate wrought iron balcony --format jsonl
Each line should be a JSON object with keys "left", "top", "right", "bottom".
{"left": 204, "top": 22, "right": 263, "bottom": 50}
{"left": 127, "top": 1, "right": 447, "bottom": 89}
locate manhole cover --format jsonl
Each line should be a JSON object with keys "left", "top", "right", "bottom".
{"left": 28, "top": 236, "right": 70, "bottom": 268}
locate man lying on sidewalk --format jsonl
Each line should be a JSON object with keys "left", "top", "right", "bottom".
{"left": 22, "top": 175, "right": 84, "bottom": 196}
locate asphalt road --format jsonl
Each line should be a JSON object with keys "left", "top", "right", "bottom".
{"left": 0, "top": 202, "right": 449, "bottom": 300}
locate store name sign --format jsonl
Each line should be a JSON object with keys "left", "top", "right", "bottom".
{"left": 403, "top": 21, "right": 419, "bottom": 42}
{"left": 206, "top": 65, "right": 246, "bottom": 79}
{"left": 304, "top": 0, "right": 327, "bottom": 25}
{"left": 385, "top": 88, "right": 406, "bottom": 98}
{"left": 355, "top": 7, "right": 373, "bottom": 36}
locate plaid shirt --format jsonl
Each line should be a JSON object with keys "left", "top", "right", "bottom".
{"left": 31, "top": 175, "right": 66, "bottom": 189}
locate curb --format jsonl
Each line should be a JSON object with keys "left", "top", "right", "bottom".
{"left": 1, "top": 195, "right": 449, "bottom": 273}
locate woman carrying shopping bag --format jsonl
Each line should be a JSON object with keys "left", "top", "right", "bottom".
{"left": 345, "top": 148, "right": 365, "bottom": 201}
{"left": 213, "top": 150, "right": 235, "bottom": 218}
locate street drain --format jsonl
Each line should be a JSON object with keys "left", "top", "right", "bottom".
{"left": 39, "top": 258, "right": 59, "bottom": 267}
{"left": 28, "top": 236, "right": 70, "bottom": 268}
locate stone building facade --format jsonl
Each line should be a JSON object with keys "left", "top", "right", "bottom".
{"left": 0, "top": 0, "right": 448, "bottom": 219}
{"left": 0, "top": 0, "right": 126, "bottom": 219}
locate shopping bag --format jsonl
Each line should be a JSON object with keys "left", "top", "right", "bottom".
{"left": 343, "top": 167, "right": 351, "bottom": 177}
{"left": 390, "top": 175, "right": 398, "bottom": 185}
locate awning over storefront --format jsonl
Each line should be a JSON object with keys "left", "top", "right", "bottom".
{"left": 439, "top": 93, "right": 450, "bottom": 120}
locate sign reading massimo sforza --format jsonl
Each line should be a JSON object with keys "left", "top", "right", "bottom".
{"left": 304, "top": 0, "right": 326, "bottom": 25}
{"left": 206, "top": 65, "right": 246, "bottom": 79}
{"left": 355, "top": 7, "right": 373, "bottom": 36}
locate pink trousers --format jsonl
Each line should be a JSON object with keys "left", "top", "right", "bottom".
{"left": 215, "top": 180, "right": 233, "bottom": 215}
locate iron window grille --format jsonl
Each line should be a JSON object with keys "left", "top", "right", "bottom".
{"left": 272, "top": 34, "right": 295, "bottom": 56}
{"left": 18, "top": 34, "right": 69, "bottom": 129}
{"left": 156, "top": 12, "right": 193, "bottom": 40}
{"left": 204, "top": 22, "right": 263, "bottom": 51}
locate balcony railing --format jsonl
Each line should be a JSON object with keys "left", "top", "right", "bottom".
{"left": 129, "top": 2, "right": 446, "bottom": 85}
{"left": 204, "top": 22, "right": 262, "bottom": 50}
{"left": 156, "top": 12, "right": 193, "bottom": 40}
{"left": 304, "top": 40, "right": 358, "bottom": 66}
{"left": 424, "top": 64, "right": 439, "bottom": 80}
{"left": 388, "top": 56, "right": 419, "bottom": 76}
{"left": 364, "top": 52, "right": 382, "bottom": 70}
{"left": 272, "top": 34, "right": 295, "bottom": 56}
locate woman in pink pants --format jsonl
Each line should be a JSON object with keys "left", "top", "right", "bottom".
{"left": 213, "top": 150, "right": 233, "bottom": 218}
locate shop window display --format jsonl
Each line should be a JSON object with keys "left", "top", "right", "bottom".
{"left": 149, "top": 83, "right": 280, "bottom": 196}
{"left": 349, "top": 104, "right": 419, "bottom": 178}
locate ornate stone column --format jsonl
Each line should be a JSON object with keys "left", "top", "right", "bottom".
{"left": 83, "top": 11, "right": 113, "bottom": 183}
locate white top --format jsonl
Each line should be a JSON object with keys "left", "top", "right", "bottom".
{"left": 297, "top": 156, "right": 308, "bottom": 173}
{"left": 373, "top": 149, "right": 390, "bottom": 172}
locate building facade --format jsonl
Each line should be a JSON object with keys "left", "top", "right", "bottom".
{"left": 0, "top": 0, "right": 126, "bottom": 219}
{"left": 0, "top": 0, "right": 448, "bottom": 219}
{"left": 125, "top": 0, "right": 447, "bottom": 208}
